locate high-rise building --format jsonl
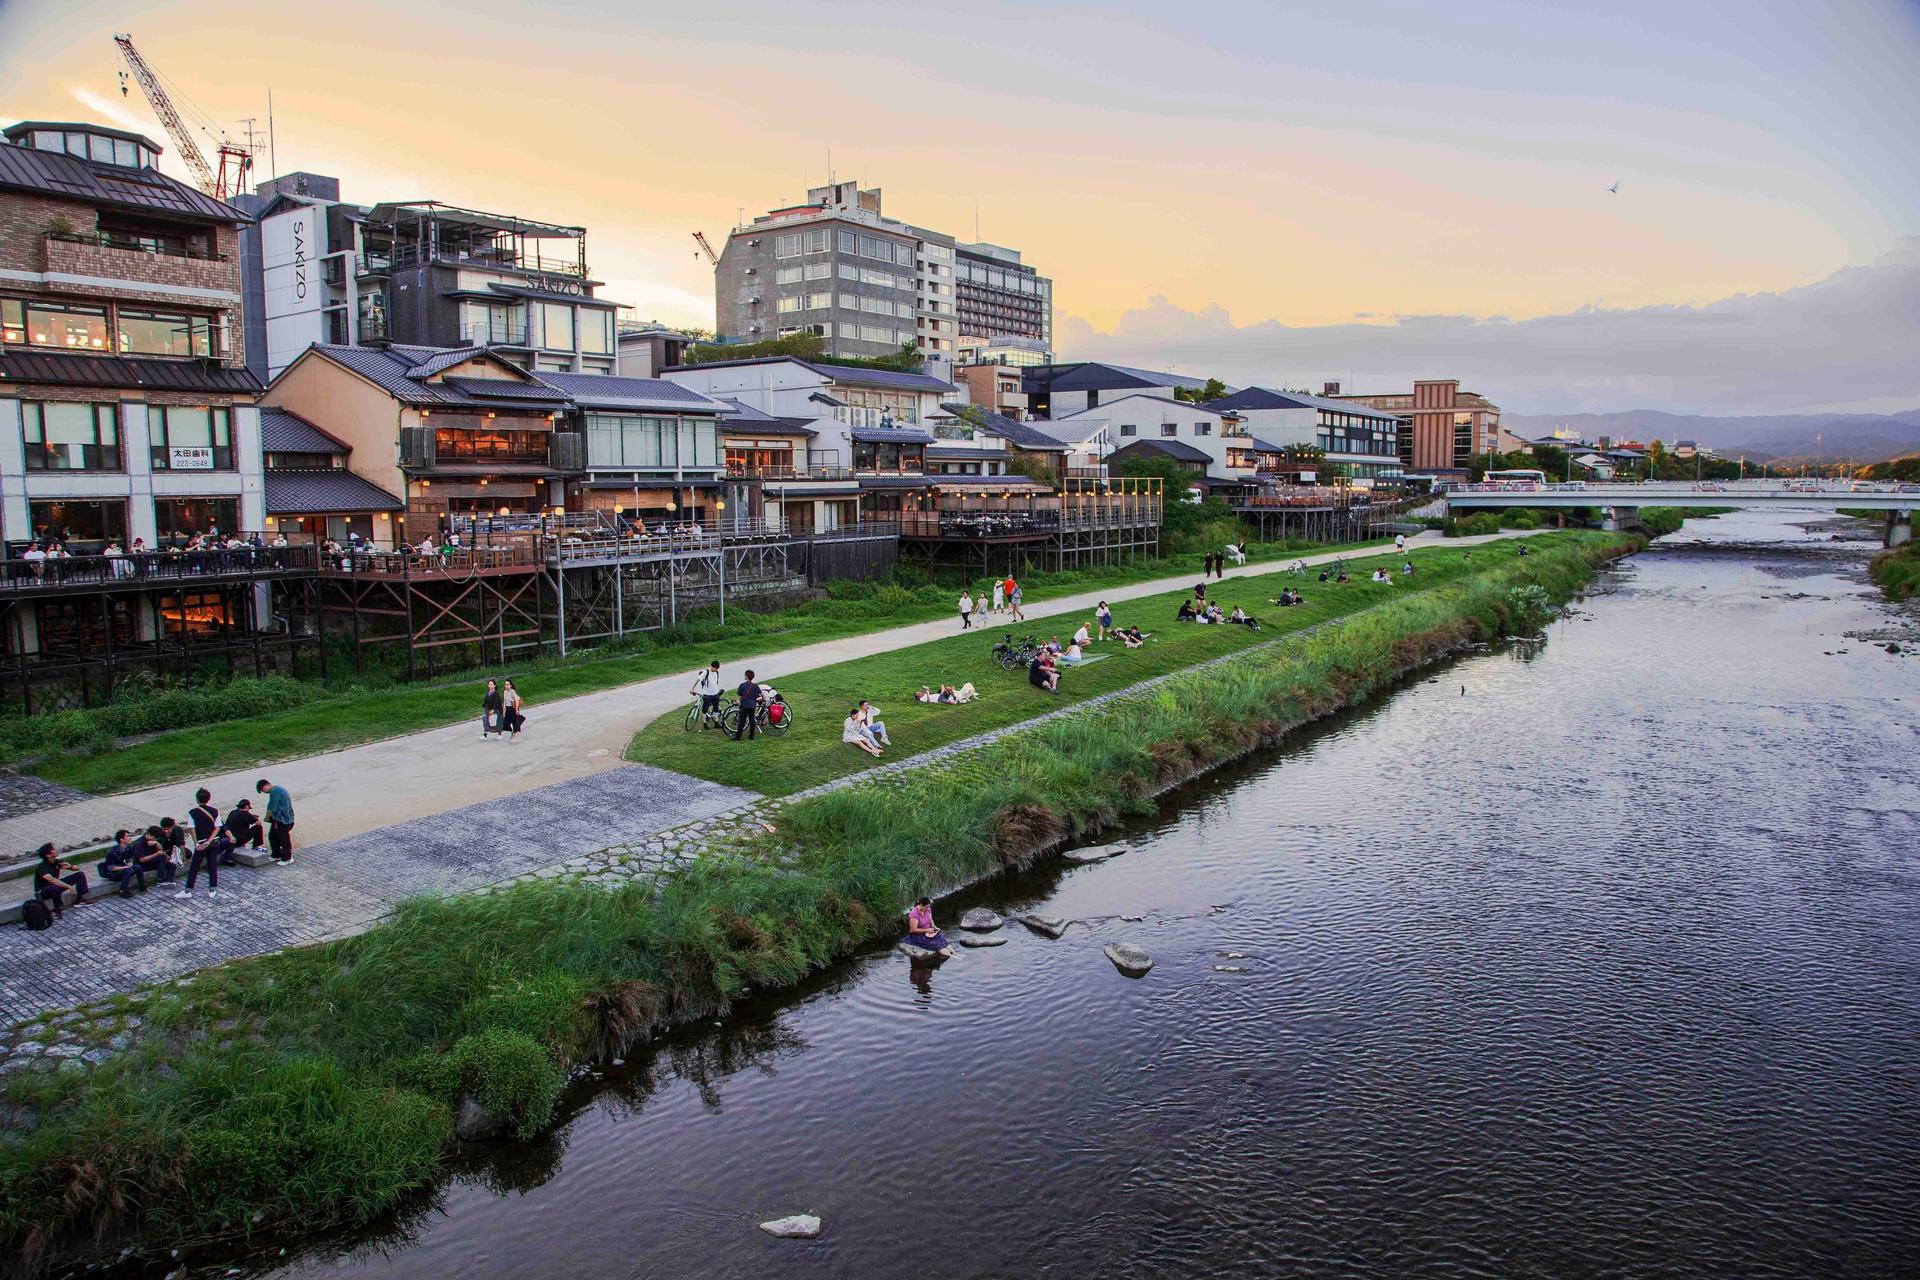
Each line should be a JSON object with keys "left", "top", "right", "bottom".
{"left": 1324, "top": 379, "right": 1501, "bottom": 474}
{"left": 715, "top": 183, "right": 1051, "bottom": 376}
{"left": 954, "top": 242, "right": 1051, "bottom": 354}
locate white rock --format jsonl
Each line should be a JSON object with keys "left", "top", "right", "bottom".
{"left": 896, "top": 941, "right": 951, "bottom": 961}
{"left": 1063, "top": 843, "right": 1128, "bottom": 864}
{"left": 1021, "top": 914, "right": 1069, "bottom": 939}
{"left": 1120, "top": 915, "right": 1145, "bottom": 922}
{"left": 957, "top": 907, "right": 1004, "bottom": 932}
{"left": 1212, "top": 965, "right": 1248, "bottom": 973}
{"left": 759, "top": 1214, "right": 823, "bottom": 1239}
{"left": 1103, "top": 943, "right": 1154, "bottom": 977}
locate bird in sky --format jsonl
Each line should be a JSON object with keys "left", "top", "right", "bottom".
{"left": 1608, "top": 180, "right": 1621, "bottom": 194}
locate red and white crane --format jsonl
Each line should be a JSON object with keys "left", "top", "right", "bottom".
{"left": 113, "top": 32, "right": 255, "bottom": 200}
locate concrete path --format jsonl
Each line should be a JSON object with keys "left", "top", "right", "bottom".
{"left": 2, "top": 530, "right": 1537, "bottom": 858}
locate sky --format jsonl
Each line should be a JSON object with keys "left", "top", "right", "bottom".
{"left": 3, "top": 0, "right": 1917, "bottom": 415}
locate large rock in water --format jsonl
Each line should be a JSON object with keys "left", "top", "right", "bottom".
{"left": 958, "top": 907, "right": 1004, "bottom": 933}
{"left": 453, "top": 1094, "right": 509, "bottom": 1142}
{"left": 758, "top": 1214, "right": 823, "bottom": 1239}
{"left": 896, "top": 941, "right": 950, "bottom": 961}
{"left": 1021, "top": 914, "right": 1069, "bottom": 939}
{"left": 956, "top": 934, "right": 1007, "bottom": 948}
{"left": 1063, "top": 843, "right": 1128, "bottom": 865}
{"left": 1103, "top": 942, "right": 1154, "bottom": 977}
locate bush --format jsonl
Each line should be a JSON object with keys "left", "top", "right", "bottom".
{"left": 1505, "top": 584, "right": 1554, "bottom": 634}
{"left": 436, "top": 1028, "right": 568, "bottom": 1141}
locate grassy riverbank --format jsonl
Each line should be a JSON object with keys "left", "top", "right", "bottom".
{"left": 0, "top": 531, "right": 1632, "bottom": 1267}
{"left": 12, "top": 536, "right": 1360, "bottom": 796}
{"left": 628, "top": 541, "right": 1527, "bottom": 794}
{"left": 1870, "top": 542, "right": 1920, "bottom": 600}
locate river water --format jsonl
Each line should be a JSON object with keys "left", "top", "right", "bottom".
{"left": 225, "top": 512, "right": 1920, "bottom": 1279}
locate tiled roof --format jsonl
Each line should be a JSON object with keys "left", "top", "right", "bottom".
{"left": 720, "top": 416, "right": 817, "bottom": 437}
{"left": 851, "top": 426, "right": 935, "bottom": 444}
{"left": 264, "top": 469, "right": 404, "bottom": 514}
{"left": 1043, "top": 362, "right": 1212, "bottom": 393}
{"left": 1117, "top": 438, "right": 1210, "bottom": 462}
{"left": 537, "top": 372, "right": 730, "bottom": 413}
{"left": 307, "top": 345, "right": 554, "bottom": 409}
{"left": 259, "top": 408, "right": 346, "bottom": 454}
{"left": 1059, "top": 394, "right": 1231, "bottom": 417}
{"left": 0, "top": 350, "right": 260, "bottom": 393}
{"left": 807, "top": 362, "right": 955, "bottom": 393}
{"left": 1212, "top": 386, "right": 1404, "bottom": 423}
{"left": 306, "top": 345, "right": 464, "bottom": 404}
{"left": 441, "top": 376, "right": 571, "bottom": 404}
{"left": 716, "top": 397, "right": 777, "bottom": 421}
{"left": 0, "top": 138, "right": 247, "bottom": 223}
{"left": 935, "top": 403, "right": 1068, "bottom": 450}
{"left": 401, "top": 346, "right": 493, "bottom": 380}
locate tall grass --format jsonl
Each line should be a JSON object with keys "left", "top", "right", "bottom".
{"left": 0, "top": 532, "right": 1633, "bottom": 1265}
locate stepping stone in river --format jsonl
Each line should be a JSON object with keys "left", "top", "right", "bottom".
{"left": 958, "top": 907, "right": 1004, "bottom": 932}
{"left": 1021, "top": 914, "right": 1070, "bottom": 939}
{"left": 758, "top": 1214, "right": 823, "bottom": 1239}
{"left": 1063, "top": 843, "right": 1128, "bottom": 865}
{"left": 1103, "top": 942, "right": 1154, "bottom": 978}
{"left": 956, "top": 934, "right": 1007, "bottom": 948}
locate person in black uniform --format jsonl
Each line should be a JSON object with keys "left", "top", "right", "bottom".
{"left": 224, "top": 798, "right": 264, "bottom": 851}
{"left": 179, "top": 788, "right": 231, "bottom": 898}
{"left": 733, "top": 669, "right": 763, "bottom": 741}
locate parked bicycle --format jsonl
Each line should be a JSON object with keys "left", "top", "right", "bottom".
{"left": 992, "top": 633, "right": 1043, "bottom": 672}
{"left": 1285, "top": 559, "right": 1309, "bottom": 577}
{"left": 722, "top": 692, "right": 794, "bottom": 736}
{"left": 684, "top": 697, "right": 729, "bottom": 732}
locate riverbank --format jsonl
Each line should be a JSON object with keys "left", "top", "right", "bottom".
{"left": 0, "top": 531, "right": 1633, "bottom": 1270}
{"left": 4, "top": 535, "right": 1359, "bottom": 797}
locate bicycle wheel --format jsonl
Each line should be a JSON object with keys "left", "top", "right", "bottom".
{"left": 765, "top": 704, "right": 793, "bottom": 735}
{"left": 720, "top": 703, "right": 743, "bottom": 737}
{"left": 685, "top": 703, "right": 703, "bottom": 732}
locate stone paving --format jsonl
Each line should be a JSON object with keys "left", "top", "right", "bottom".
{"left": 0, "top": 764, "right": 755, "bottom": 1024}
{"left": 0, "top": 769, "right": 92, "bottom": 823}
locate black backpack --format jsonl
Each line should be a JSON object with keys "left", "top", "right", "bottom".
{"left": 20, "top": 898, "right": 52, "bottom": 931}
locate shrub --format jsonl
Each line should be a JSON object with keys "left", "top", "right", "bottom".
{"left": 1505, "top": 584, "right": 1554, "bottom": 634}
{"left": 438, "top": 1028, "right": 567, "bottom": 1141}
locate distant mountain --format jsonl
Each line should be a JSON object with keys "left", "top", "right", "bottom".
{"left": 1501, "top": 408, "right": 1920, "bottom": 462}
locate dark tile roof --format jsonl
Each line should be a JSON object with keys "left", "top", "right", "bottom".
{"left": 1042, "top": 362, "right": 1212, "bottom": 393}
{"left": 260, "top": 408, "right": 346, "bottom": 454}
{"left": 0, "top": 138, "right": 247, "bottom": 223}
{"left": 307, "top": 345, "right": 551, "bottom": 409}
{"left": 264, "top": 469, "right": 404, "bottom": 514}
{"left": 720, "top": 416, "right": 817, "bottom": 437}
{"left": 1212, "top": 386, "right": 1404, "bottom": 423}
{"left": 716, "top": 397, "right": 776, "bottom": 421}
{"left": 851, "top": 426, "right": 935, "bottom": 444}
{"left": 0, "top": 350, "right": 260, "bottom": 393}
{"left": 537, "top": 372, "right": 729, "bottom": 413}
{"left": 441, "top": 376, "right": 571, "bottom": 405}
{"left": 807, "top": 362, "right": 955, "bottom": 393}
{"left": 307, "top": 345, "right": 461, "bottom": 404}
{"left": 856, "top": 474, "right": 936, "bottom": 490}
{"left": 398, "top": 346, "right": 490, "bottom": 379}
{"left": 936, "top": 403, "right": 1068, "bottom": 450}
{"left": 1116, "top": 437, "right": 1210, "bottom": 463}
{"left": 925, "top": 446, "right": 1009, "bottom": 461}
{"left": 1247, "top": 437, "right": 1293, "bottom": 453}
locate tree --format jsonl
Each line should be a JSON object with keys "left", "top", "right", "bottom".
{"left": 1172, "top": 377, "right": 1228, "bottom": 403}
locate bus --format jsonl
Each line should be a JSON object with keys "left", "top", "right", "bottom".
{"left": 1483, "top": 469, "right": 1547, "bottom": 490}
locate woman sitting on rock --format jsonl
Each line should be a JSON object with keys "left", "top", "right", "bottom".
{"left": 902, "top": 897, "right": 951, "bottom": 955}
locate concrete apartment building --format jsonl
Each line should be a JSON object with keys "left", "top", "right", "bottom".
{"left": 1205, "top": 387, "right": 1405, "bottom": 480}
{"left": 1324, "top": 378, "right": 1501, "bottom": 474}
{"left": 0, "top": 120, "right": 266, "bottom": 553}
{"left": 716, "top": 182, "right": 1039, "bottom": 374}
{"left": 236, "top": 175, "right": 624, "bottom": 381}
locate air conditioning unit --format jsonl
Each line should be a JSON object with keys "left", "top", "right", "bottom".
{"left": 750, "top": 296, "right": 762, "bottom": 304}
{"left": 744, "top": 267, "right": 756, "bottom": 275}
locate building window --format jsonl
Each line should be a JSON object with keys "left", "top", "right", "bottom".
{"left": 29, "top": 498, "right": 128, "bottom": 547}
{"left": 808, "top": 293, "right": 833, "bottom": 311}
{"left": 839, "top": 293, "right": 860, "bottom": 311}
{"left": 150, "top": 406, "right": 233, "bottom": 470}
{"left": 775, "top": 233, "right": 802, "bottom": 258}
{"left": 1160, "top": 423, "right": 1178, "bottom": 437}
{"left": 22, "top": 402, "right": 120, "bottom": 471}
{"left": 15, "top": 299, "right": 109, "bottom": 351}
{"left": 1194, "top": 422, "right": 1212, "bottom": 436}
{"left": 777, "top": 266, "right": 804, "bottom": 285}
{"left": 580, "top": 310, "right": 613, "bottom": 355}
{"left": 539, "top": 303, "right": 575, "bottom": 351}
{"left": 805, "top": 262, "right": 831, "bottom": 280}
{"left": 155, "top": 497, "right": 240, "bottom": 540}
{"left": 117, "top": 308, "right": 213, "bottom": 358}
{"left": 777, "top": 296, "right": 802, "bottom": 314}
{"left": 838, "top": 263, "right": 859, "bottom": 281}
{"left": 1119, "top": 424, "right": 1136, "bottom": 437}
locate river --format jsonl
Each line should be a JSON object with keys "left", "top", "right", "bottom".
{"left": 216, "top": 511, "right": 1920, "bottom": 1279}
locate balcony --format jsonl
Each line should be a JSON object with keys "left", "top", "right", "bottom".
{"left": 460, "top": 319, "right": 530, "bottom": 347}
{"left": 726, "top": 462, "right": 857, "bottom": 482}
{"left": 46, "top": 230, "right": 224, "bottom": 262}
{"left": 401, "top": 427, "right": 583, "bottom": 472}
{"left": 43, "top": 232, "right": 239, "bottom": 298}
{"left": 388, "top": 244, "right": 586, "bottom": 277}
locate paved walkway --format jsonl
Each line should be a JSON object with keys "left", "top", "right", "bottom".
{"left": 7, "top": 532, "right": 1527, "bottom": 861}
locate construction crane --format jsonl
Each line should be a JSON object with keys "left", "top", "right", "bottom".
{"left": 692, "top": 231, "right": 719, "bottom": 265}
{"left": 114, "top": 32, "right": 255, "bottom": 200}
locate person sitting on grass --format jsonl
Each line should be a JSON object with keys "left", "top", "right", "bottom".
{"left": 1176, "top": 599, "right": 1198, "bottom": 622}
{"left": 1029, "top": 653, "right": 1060, "bottom": 693}
{"left": 99, "top": 830, "right": 150, "bottom": 897}
{"left": 1402, "top": 560, "right": 1415, "bottom": 577}
{"left": 1228, "top": 605, "right": 1259, "bottom": 629}
{"left": 33, "top": 843, "right": 88, "bottom": 919}
{"left": 1062, "top": 639, "right": 1086, "bottom": 664}
{"left": 857, "top": 700, "right": 890, "bottom": 746}
{"left": 1119, "top": 625, "right": 1152, "bottom": 649}
{"left": 918, "top": 683, "right": 978, "bottom": 704}
{"left": 1371, "top": 568, "right": 1393, "bottom": 584}
{"left": 842, "top": 706, "right": 885, "bottom": 756}
{"left": 1072, "top": 621, "right": 1093, "bottom": 648}
{"left": 1043, "top": 635, "right": 1063, "bottom": 655}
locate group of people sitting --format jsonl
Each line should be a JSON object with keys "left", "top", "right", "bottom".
{"left": 840, "top": 700, "right": 890, "bottom": 756}
{"left": 1175, "top": 594, "right": 1261, "bottom": 631}
{"left": 1270, "top": 588, "right": 1307, "bottom": 607}
{"left": 915, "top": 683, "right": 979, "bottom": 704}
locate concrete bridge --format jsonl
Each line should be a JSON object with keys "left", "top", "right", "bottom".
{"left": 1444, "top": 481, "right": 1919, "bottom": 545}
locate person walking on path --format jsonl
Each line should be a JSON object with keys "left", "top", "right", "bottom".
{"left": 258, "top": 777, "right": 296, "bottom": 864}
{"left": 481, "top": 679, "right": 504, "bottom": 738}
{"left": 958, "top": 589, "right": 975, "bottom": 630}
{"left": 690, "top": 660, "right": 725, "bottom": 728}
{"left": 991, "top": 577, "right": 1006, "bottom": 615}
{"left": 179, "top": 788, "right": 230, "bottom": 898}
{"left": 733, "top": 669, "right": 764, "bottom": 741}
{"left": 1009, "top": 580, "right": 1024, "bottom": 623}
{"left": 501, "top": 679, "right": 526, "bottom": 739}
{"left": 1395, "top": 532, "right": 1407, "bottom": 554}
{"left": 1213, "top": 551, "right": 1225, "bottom": 580}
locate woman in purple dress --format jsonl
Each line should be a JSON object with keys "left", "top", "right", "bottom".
{"left": 903, "top": 897, "right": 950, "bottom": 954}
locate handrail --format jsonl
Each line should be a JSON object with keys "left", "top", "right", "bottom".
{"left": 0, "top": 543, "right": 319, "bottom": 591}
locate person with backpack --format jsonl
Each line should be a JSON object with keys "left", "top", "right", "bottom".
{"left": 178, "top": 788, "right": 230, "bottom": 899}
{"left": 32, "top": 843, "right": 88, "bottom": 920}
{"left": 690, "top": 660, "right": 725, "bottom": 728}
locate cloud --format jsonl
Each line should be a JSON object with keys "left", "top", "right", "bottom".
{"left": 1057, "top": 239, "right": 1920, "bottom": 416}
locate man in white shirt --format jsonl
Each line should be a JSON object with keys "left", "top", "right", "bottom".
{"left": 1072, "top": 622, "right": 1093, "bottom": 648}
{"left": 689, "top": 660, "right": 725, "bottom": 727}
{"left": 21, "top": 543, "right": 46, "bottom": 578}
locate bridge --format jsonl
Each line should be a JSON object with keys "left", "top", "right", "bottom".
{"left": 1444, "top": 481, "right": 1919, "bottom": 545}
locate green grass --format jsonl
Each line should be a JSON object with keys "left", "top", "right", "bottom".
{"left": 21, "top": 537, "right": 1367, "bottom": 796}
{"left": 0, "top": 531, "right": 1635, "bottom": 1266}
{"left": 1870, "top": 541, "right": 1920, "bottom": 600}
{"left": 625, "top": 541, "right": 1530, "bottom": 794}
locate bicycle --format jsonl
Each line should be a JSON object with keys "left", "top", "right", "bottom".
{"left": 992, "top": 633, "right": 1042, "bottom": 673}
{"left": 1285, "top": 559, "right": 1309, "bottom": 577}
{"left": 721, "top": 693, "right": 794, "bottom": 737}
{"left": 685, "top": 696, "right": 729, "bottom": 732}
